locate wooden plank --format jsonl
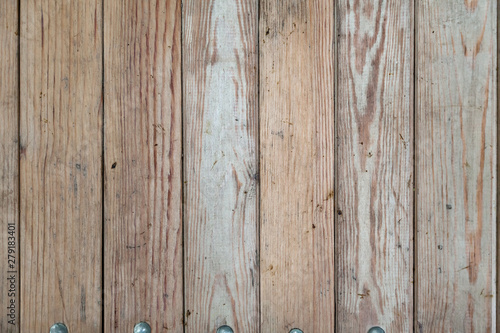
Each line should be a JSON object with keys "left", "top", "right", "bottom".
{"left": 259, "top": 1, "right": 335, "bottom": 331}
{"left": 19, "top": 0, "right": 103, "bottom": 331}
{"left": 416, "top": 0, "right": 497, "bottom": 331}
{"left": 103, "top": 0, "right": 183, "bottom": 332}
{"left": 335, "top": 0, "right": 414, "bottom": 331}
{"left": 183, "top": 1, "right": 259, "bottom": 331}
{"left": 0, "top": 1, "right": 19, "bottom": 332}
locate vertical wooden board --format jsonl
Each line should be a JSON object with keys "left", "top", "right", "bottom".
{"left": 336, "top": 0, "right": 413, "bottom": 331}
{"left": 259, "top": 1, "right": 335, "bottom": 331}
{"left": 104, "top": 0, "right": 183, "bottom": 332}
{"left": 20, "top": 0, "right": 103, "bottom": 331}
{"left": 0, "top": 1, "right": 19, "bottom": 332}
{"left": 416, "top": 0, "right": 497, "bottom": 331}
{"left": 183, "top": 1, "right": 259, "bottom": 331}
{"left": 498, "top": 4, "right": 500, "bottom": 329}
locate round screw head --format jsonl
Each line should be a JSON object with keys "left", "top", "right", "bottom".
{"left": 217, "top": 325, "right": 234, "bottom": 333}
{"left": 50, "top": 323, "right": 68, "bottom": 333}
{"left": 290, "top": 329, "right": 304, "bottom": 333}
{"left": 368, "top": 327, "right": 385, "bottom": 333}
{"left": 134, "top": 322, "right": 151, "bottom": 333}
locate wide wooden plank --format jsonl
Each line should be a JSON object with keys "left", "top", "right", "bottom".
{"left": 103, "top": 0, "right": 183, "bottom": 331}
{"left": 183, "top": 1, "right": 259, "bottom": 331}
{"left": 0, "top": 2, "right": 19, "bottom": 332}
{"left": 336, "top": 0, "right": 414, "bottom": 331}
{"left": 259, "top": 1, "right": 335, "bottom": 331}
{"left": 416, "top": 0, "right": 497, "bottom": 331}
{"left": 20, "top": 0, "right": 103, "bottom": 331}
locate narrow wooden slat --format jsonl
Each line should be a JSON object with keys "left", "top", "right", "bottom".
{"left": 335, "top": 0, "right": 414, "bottom": 331}
{"left": 259, "top": 1, "right": 335, "bottom": 331}
{"left": 0, "top": 1, "right": 19, "bottom": 332}
{"left": 416, "top": 0, "right": 497, "bottom": 331}
{"left": 20, "top": 0, "right": 103, "bottom": 331}
{"left": 183, "top": 1, "right": 259, "bottom": 331}
{"left": 103, "top": 0, "right": 183, "bottom": 331}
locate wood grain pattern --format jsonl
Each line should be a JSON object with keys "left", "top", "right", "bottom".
{"left": 0, "top": 1, "right": 19, "bottom": 332}
{"left": 336, "top": 0, "right": 414, "bottom": 331}
{"left": 259, "top": 1, "right": 335, "bottom": 331}
{"left": 20, "top": 0, "right": 103, "bottom": 331}
{"left": 183, "top": 1, "right": 259, "bottom": 331}
{"left": 103, "top": 0, "right": 183, "bottom": 332}
{"left": 416, "top": 0, "right": 497, "bottom": 331}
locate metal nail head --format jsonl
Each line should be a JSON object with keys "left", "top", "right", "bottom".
{"left": 290, "top": 329, "right": 304, "bottom": 333}
{"left": 368, "top": 327, "right": 385, "bottom": 333}
{"left": 217, "top": 325, "right": 234, "bottom": 333}
{"left": 134, "top": 322, "right": 151, "bottom": 333}
{"left": 50, "top": 323, "right": 68, "bottom": 333}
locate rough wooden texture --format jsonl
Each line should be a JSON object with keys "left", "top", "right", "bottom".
{"left": 103, "top": 0, "right": 183, "bottom": 332}
{"left": 416, "top": 0, "right": 497, "bottom": 331}
{"left": 20, "top": 0, "right": 103, "bottom": 331}
{"left": 498, "top": 5, "right": 500, "bottom": 328}
{"left": 183, "top": 1, "right": 259, "bottom": 331}
{"left": 336, "top": 1, "right": 414, "bottom": 331}
{"left": 0, "top": 1, "right": 19, "bottom": 332}
{"left": 259, "top": 1, "right": 335, "bottom": 331}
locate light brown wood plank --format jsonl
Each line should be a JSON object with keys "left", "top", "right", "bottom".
{"left": 183, "top": 1, "right": 259, "bottom": 331}
{"left": 335, "top": 0, "right": 414, "bottom": 331}
{"left": 0, "top": 1, "right": 19, "bottom": 332}
{"left": 259, "top": 1, "right": 335, "bottom": 331}
{"left": 416, "top": 0, "right": 497, "bottom": 331}
{"left": 20, "top": 0, "right": 103, "bottom": 331}
{"left": 103, "top": 0, "right": 183, "bottom": 331}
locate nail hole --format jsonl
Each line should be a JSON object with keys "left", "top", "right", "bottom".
{"left": 50, "top": 323, "right": 68, "bottom": 333}
{"left": 368, "top": 327, "right": 385, "bottom": 333}
{"left": 217, "top": 325, "right": 234, "bottom": 333}
{"left": 134, "top": 322, "right": 151, "bottom": 333}
{"left": 111, "top": 162, "right": 117, "bottom": 169}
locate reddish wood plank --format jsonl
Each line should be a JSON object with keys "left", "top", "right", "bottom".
{"left": 336, "top": 0, "right": 414, "bottom": 331}
{"left": 416, "top": 0, "right": 497, "bottom": 331}
{"left": 259, "top": 1, "right": 336, "bottom": 331}
{"left": 20, "top": 0, "right": 103, "bottom": 331}
{"left": 104, "top": 0, "right": 183, "bottom": 331}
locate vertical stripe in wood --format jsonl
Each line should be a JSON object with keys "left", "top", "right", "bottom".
{"left": 0, "top": 1, "right": 19, "bottom": 332}
{"left": 416, "top": 0, "right": 497, "bottom": 331}
{"left": 20, "top": 0, "right": 103, "bottom": 331}
{"left": 336, "top": 0, "right": 414, "bottom": 331}
{"left": 183, "top": 0, "right": 259, "bottom": 331}
{"left": 259, "top": 1, "right": 335, "bottom": 331}
{"left": 103, "top": 0, "right": 183, "bottom": 331}
{"left": 497, "top": 1, "right": 500, "bottom": 328}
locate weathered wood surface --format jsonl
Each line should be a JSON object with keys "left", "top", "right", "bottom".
{"left": 416, "top": 0, "right": 497, "bottom": 331}
{"left": 259, "top": 1, "right": 335, "bottom": 331}
{"left": 20, "top": 0, "right": 103, "bottom": 331}
{"left": 103, "top": 0, "right": 183, "bottom": 332}
{"left": 2, "top": 2, "right": 499, "bottom": 331}
{"left": 0, "top": 1, "right": 19, "bottom": 332}
{"left": 336, "top": 0, "right": 414, "bottom": 331}
{"left": 183, "top": 0, "right": 259, "bottom": 332}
